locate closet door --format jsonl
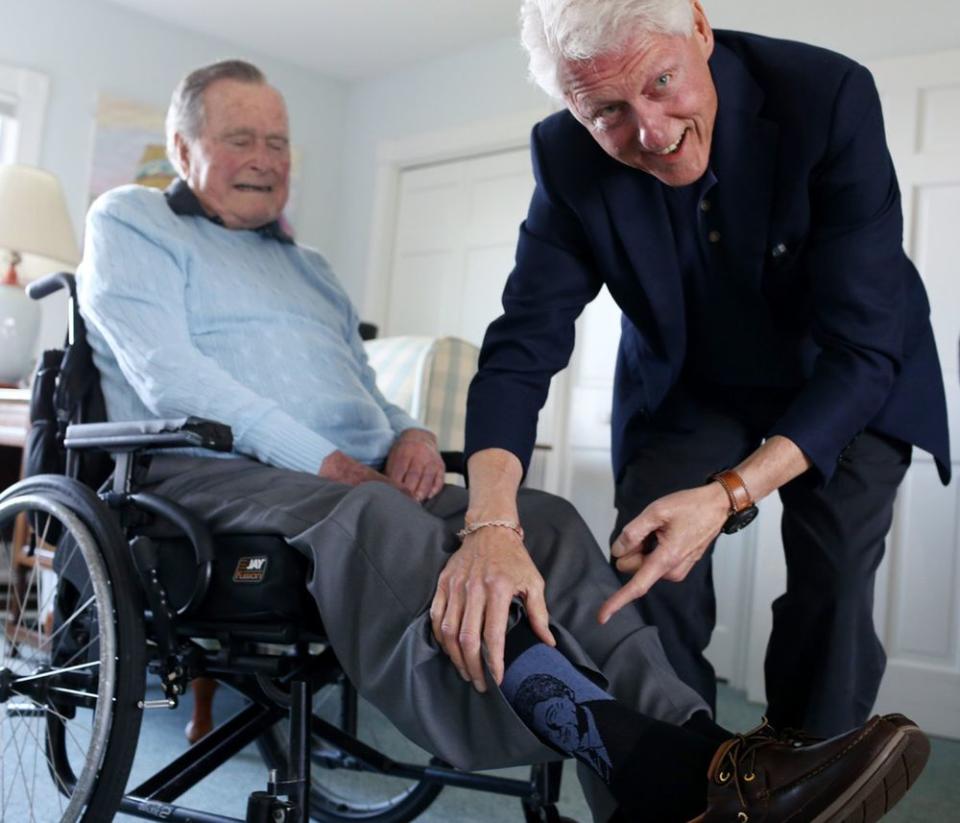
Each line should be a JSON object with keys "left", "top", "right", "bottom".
{"left": 385, "top": 148, "right": 565, "bottom": 490}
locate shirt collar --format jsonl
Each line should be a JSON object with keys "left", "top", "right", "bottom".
{"left": 163, "top": 178, "right": 294, "bottom": 244}
{"left": 662, "top": 166, "right": 717, "bottom": 204}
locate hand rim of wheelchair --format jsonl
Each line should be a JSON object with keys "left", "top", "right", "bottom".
{"left": 0, "top": 478, "right": 146, "bottom": 822}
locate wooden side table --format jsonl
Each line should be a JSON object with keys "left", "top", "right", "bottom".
{"left": 0, "top": 387, "right": 29, "bottom": 450}
{"left": 0, "top": 388, "right": 40, "bottom": 646}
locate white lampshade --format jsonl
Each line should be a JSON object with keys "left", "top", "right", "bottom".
{"left": 0, "top": 164, "right": 80, "bottom": 276}
{"left": 0, "top": 164, "right": 79, "bottom": 385}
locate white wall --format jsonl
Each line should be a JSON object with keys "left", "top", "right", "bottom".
{"left": 335, "top": 2, "right": 960, "bottom": 310}
{"left": 2, "top": 0, "right": 347, "bottom": 266}
{"left": 7, "top": 0, "right": 960, "bottom": 317}
{"left": 336, "top": 35, "right": 553, "bottom": 310}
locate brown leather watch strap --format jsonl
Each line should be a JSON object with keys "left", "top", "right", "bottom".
{"left": 711, "top": 469, "right": 754, "bottom": 514}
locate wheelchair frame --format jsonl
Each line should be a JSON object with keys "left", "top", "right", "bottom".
{"left": 0, "top": 272, "right": 567, "bottom": 823}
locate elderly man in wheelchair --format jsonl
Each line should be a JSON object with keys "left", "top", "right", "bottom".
{"left": 0, "top": 59, "right": 931, "bottom": 823}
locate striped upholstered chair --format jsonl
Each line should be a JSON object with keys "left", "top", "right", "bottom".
{"left": 363, "top": 335, "right": 480, "bottom": 454}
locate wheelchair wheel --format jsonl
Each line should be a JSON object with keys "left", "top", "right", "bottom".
{"left": 258, "top": 673, "right": 442, "bottom": 822}
{"left": 0, "top": 475, "right": 146, "bottom": 822}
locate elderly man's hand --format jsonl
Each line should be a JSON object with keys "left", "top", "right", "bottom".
{"left": 597, "top": 482, "right": 730, "bottom": 624}
{"left": 384, "top": 428, "right": 445, "bottom": 502}
{"left": 318, "top": 450, "right": 411, "bottom": 496}
{"left": 430, "top": 527, "right": 555, "bottom": 693}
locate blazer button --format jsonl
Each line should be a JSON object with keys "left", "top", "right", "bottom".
{"left": 708, "top": 230, "right": 721, "bottom": 243}
{"left": 772, "top": 242, "right": 788, "bottom": 258}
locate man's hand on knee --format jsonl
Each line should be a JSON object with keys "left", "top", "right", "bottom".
{"left": 384, "top": 428, "right": 445, "bottom": 502}
{"left": 318, "top": 450, "right": 412, "bottom": 497}
{"left": 430, "top": 528, "right": 556, "bottom": 693}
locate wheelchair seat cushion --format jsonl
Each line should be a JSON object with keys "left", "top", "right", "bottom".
{"left": 153, "top": 533, "right": 321, "bottom": 626}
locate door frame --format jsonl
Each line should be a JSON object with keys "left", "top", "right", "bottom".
{"left": 362, "top": 106, "right": 552, "bottom": 331}
{"left": 0, "top": 63, "right": 48, "bottom": 166}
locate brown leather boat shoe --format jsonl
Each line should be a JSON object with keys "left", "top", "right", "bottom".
{"left": 698, "top": 714, "right": 929, "bottom": 822}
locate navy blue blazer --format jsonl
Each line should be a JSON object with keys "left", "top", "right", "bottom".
{"left": 465, "top": 31, "right": 950, "bottom": 486}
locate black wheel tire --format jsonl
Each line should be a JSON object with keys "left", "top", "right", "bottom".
{"left": 0, "top": 475, "right": 146, "bottom": 822}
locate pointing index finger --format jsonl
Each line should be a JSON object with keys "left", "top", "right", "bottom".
{"left": 597, "top": 553, "right": 670, "bottom": 624}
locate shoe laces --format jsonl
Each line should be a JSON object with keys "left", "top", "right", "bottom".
{"left": 713, "top": 717, "right": 779, "bottom": 821}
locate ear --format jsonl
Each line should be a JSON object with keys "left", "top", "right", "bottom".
{"left": 691, "top": 1, "right": 715, "bottom": 60}
{"left": 174, "top": 133, "right": 191, "bottom": 177}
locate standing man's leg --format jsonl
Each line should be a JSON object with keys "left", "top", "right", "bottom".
{"left": 611, "top": 407, "right": 757, "bottom": 713}
{"left": 766, "top": 430, "right": 912, "bottom": 737}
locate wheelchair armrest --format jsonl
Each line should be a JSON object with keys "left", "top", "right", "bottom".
{"left": 64, "top": 416, "right": 233, "bottom": 453}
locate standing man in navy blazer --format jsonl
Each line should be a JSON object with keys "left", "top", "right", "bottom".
{"left": 457, "top": 0, "right": 951, "bottom": 738}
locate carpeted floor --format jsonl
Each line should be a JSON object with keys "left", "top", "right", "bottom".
{"left": 112, "top": 681, "right": 959, "bottom": 822}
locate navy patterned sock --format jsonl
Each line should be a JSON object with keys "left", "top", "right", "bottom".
{"left": 502, "top": 620, "right": 727, "bottom": 821}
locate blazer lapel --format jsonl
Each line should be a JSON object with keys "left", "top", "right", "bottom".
{"left": 709, "top": 43, "right": 779, "bottom": 285}
{"left": 599, "top": 166, "right": 686, "bottom": 356}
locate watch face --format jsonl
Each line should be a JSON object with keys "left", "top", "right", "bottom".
{"left": 722, "top": 504, "right": 759, "bottom": 534}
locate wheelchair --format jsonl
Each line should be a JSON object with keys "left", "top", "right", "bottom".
{"left": 0, "top": 272, "right": 566, "bottom": 822}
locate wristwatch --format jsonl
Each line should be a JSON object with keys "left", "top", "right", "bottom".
{"left": 710, "top": 469, "right": 759, "bottom": 534}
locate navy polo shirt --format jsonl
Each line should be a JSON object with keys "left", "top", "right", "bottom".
{"left": 661, "top": 170, "right": 802, "bottom": 388}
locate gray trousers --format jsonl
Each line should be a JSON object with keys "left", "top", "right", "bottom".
{"left": 141, "top": 455, "right": 706, "bottom": 810}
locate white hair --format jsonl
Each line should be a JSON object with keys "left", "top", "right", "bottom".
{"left": 520, "top": 0, "right": 697, "bottom": 99}
{"left": 165, "top": 59, "right": 266, "bottom": 177}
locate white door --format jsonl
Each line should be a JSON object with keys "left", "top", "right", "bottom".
{"left": 385, "top": 148, "right": 566, "bottom": 491}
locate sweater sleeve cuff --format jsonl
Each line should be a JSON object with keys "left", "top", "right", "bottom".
{"left": 384, "top": 405, "right": 422, "bottom": 436}
{"left": 235, "top": 407, "right": 338, "bottom": 474}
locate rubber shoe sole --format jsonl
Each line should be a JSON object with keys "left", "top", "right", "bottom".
{"left": 812, "top": 720, "right": 930, "bottom": 822}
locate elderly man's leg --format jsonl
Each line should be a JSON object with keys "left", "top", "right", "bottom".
{"left": 299, "top": 477, "right": 728, "bottom": 820}
{"left": 138, "top": 456, "right": 629, "bottom": 769}
{"left": 511, "top": 489, "right": 727, "bottom": 820}
{"left": 501, "top": 619, "right": 727, "bottom": 821}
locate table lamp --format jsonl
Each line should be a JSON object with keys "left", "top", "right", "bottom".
{"left": 0, "top": 164, "right": 80, "bottom": 386}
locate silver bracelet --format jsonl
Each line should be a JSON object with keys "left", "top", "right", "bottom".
{"left": 456, "top": 519, "right": 525, "bottom": 541}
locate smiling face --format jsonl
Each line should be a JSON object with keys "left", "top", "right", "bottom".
{"left": 176, "top": 78, "right": 291, "bottom": 230}
{"left": 560, "top": 1, "right": 717, "bottom": 187}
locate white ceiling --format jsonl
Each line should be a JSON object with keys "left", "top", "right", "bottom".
{"left": 101, "top": 0, "right": 960, "bottom": 81}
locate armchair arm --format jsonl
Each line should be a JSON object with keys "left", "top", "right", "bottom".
{"left": 440, "top": 451, "right": 465, "bottom": 476}
{"left": 64, "top": 416, "right": 233, "bottom": 453}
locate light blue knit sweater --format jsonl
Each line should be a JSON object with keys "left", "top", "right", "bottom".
{"left": 77, "top": 185, "right": 420, "bottom": 473}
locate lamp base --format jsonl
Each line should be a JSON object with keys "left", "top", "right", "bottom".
{"left": 0, "top": 283, "right": 41, "bottom": 385}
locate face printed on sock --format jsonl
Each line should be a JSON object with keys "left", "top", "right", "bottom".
{"left": 526, "top": 684, "right": 613, "bottom": 781}
{"left": 536, "top": 696, "right": 582, "bottom": 751}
